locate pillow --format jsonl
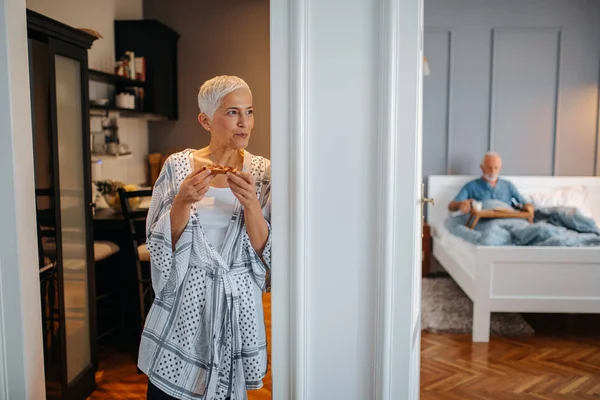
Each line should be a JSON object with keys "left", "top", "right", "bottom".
{"left": 526, "top": 185, "right": 593, "bottom": 218}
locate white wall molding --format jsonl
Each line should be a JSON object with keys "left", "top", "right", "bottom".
{"left": 289, "top": 0, "right": 309, "bottom": 398}
{"left": 372, "top": 0, "right": 401, "bottom": 397}
{"left": 374, "top": 0, "right": 423, "bottom": 398}
{"left": 0, "top": 258, "right": 6, "bottom": 400}
{"left": 270, "top": 0, "right": 309, "bottom": 397}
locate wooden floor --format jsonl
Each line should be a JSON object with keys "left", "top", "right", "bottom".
{"left": 421, "top": 331, "right": 600, "bottom": 399}
{"left": 89, "top": 294, "right": 599, "bottom": 400}
{"left": 88, "top": 293, "right": 271, "bottom": 400}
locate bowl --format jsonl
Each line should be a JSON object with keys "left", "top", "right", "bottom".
{"left": 91, "top": 98, "right": 109, "bottom": 107}
{"left": 99, "top": 182, "right": 141, "bottom": 212}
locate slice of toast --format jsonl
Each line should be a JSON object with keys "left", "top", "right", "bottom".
{"left": 200, "top": 164, "right": 239, "bottom": 175}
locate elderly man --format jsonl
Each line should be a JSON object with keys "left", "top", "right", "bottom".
{"left": 448, "top": 152, "right": 534, "bottom": 214}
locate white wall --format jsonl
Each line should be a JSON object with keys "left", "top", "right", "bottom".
{"left": 26, "top": 0, "right": 140, "bottom": 70}
{"left": 270, "top": 0, "right": 422, "bottom": 398}
{"left": 304, "top": 2, "right": 378, "bottom": 397}
{"left": 27, "top": 0, "right": 150, "bottom": 185}
{"left": 0, "top": 0, "right": 45, "bottom": 398}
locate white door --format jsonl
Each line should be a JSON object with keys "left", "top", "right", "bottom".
{"left": 385, "top": 0, "right": 427, "bottom": 398}
{"left": 409, "top": 25, "right": 427, "bottom": 400}
{"left": 411, "top": 33, "right": 427, "bottom": 400}
{"left": 411, "top": 0, "right": 428, "bottom": 396}
{"left": 412, "top": 0, "right": 427, "bottom": 396}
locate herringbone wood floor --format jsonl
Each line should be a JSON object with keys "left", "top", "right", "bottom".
{"left": 88, "top": 294, "right": 600, "bottom": 400}
{"left": 421, "top": 332, "right": 600, "bottom": 399}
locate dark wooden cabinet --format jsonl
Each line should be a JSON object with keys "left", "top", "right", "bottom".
{"left": 422, "top": 222, "right": 432, "bottom": 277}
{"left": 27, "top": 9, "right": 98, "bottom": 400}
{"left": 115, "top": 20, "right": 180, "bottom": 120}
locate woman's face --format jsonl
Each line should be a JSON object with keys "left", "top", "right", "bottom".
{"left": 199, "top": 88, "right": 254, "bottom": 150}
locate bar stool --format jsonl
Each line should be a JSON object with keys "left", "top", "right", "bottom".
{"left": 93, "top": 240, "right": 123, "bottom": 346}
{"left": 94, "top": 241, "right": 120, "bottom": 262}
{"left": 117, "top": 188, "right": 154, "bottom": 329}
{"left": 37, "top": 218, "right": 59, "bottom": 367}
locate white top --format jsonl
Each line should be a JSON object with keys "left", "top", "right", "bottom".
{"left": 187, "top": 152, "right": 237, "bottom": 252}
{"left": 195, "top": 187, "right": 236, "bottom": 253}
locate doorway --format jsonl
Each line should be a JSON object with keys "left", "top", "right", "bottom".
{"left": 0, "top": 0, "right": 427, "bottom": 399}
{"left": 421, "top": 1, "right": 600, "bottom": 398}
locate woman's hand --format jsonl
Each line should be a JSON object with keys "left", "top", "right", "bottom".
{"left": 228, "top": 171, "right": 268, "bottom": 255}
{"left": 170, "top": 168, "right": 212, "bottom": 249}
{"left": 227, "top": 171, "right": 260, "bottom": 211}
{"left": 174, "top": 169, "right": 213, "bottom": 206}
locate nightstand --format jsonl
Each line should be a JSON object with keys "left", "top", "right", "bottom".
{"left": 422, "top": 222, "right": 432, "bottom": 277}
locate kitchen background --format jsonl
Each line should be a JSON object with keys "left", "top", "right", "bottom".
{"left": 27, "top": 0, "right": 271, "bottom": 189}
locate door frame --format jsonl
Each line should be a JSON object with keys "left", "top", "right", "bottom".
{"left": 0, "top": 0, "right": 423, "bottom": 397}
{"left": 269, "top": 0, "right": 423, "bottom": 399}
{"left": 0, "top": 0, "right": 46, "bottom": 399}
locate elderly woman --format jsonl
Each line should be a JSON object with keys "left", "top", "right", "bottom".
{"left": 139, "top": 75, "right": 271, "bottom": 400}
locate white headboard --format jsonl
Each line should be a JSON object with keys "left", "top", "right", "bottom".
{"left": 426, "top": 175, "right": 600, "bottom": 229}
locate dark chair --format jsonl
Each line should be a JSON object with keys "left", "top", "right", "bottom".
{"left": 94, "top": 241, "right": 123, "bottom": 347}
{"left": 35, "top": 189, "right": 60, "bottom": 367}
{"left": 35, "top": 188, "right": 124, "bottom": 350}
{"left": 117, "top": 188, "right": 154, "bottom": 329}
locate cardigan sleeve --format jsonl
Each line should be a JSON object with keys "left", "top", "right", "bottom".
{"left": 243, "top": 157, "right": 272, "bottom": 292}
{"left": 145, "top": 157, "right": 194, "bottom": 298}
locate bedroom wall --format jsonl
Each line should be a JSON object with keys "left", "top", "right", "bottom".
{"left": 424, "top": 0, "right": 600, "bottom": 179}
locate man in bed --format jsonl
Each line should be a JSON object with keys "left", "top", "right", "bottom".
{"left": 447, "top": 152, "right": 534, "bottom": 214}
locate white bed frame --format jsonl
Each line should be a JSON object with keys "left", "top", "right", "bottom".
{"left": 427, "top": 176, "right": 600, "bottom": 342}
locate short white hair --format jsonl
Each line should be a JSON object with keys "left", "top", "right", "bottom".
{"left": 197, "top": 75, "right": 251, "bottom": 119}
{"left": 482, "top": 151, "right": 501, "bottom": 164}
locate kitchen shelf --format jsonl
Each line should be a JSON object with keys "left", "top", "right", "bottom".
{"left": 115, "top": 20, "right": 180, "bottom": 120}
{"left": 89, "top": 104, "right": 167, "bottom": 121}
{"left": 91, "top": 154, "right": 133, "bottom": 162}
{"left": 88, "top": 69, "right": 145, "bottom": 87}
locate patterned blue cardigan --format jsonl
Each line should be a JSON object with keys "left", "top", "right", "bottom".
{"left": 138, "top": 149, "right": 271, "bottom": 400}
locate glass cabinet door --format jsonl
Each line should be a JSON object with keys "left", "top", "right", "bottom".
{"left": 29, "top": 36, "right": 64, "bottom": 399}
{"left": 54, "top": 52, "right": 93, "bottom": 385}
{"left": 29, "top": 32, "right": 96, "bottom": 399}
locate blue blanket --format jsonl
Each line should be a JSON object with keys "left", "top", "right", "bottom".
{"left": 444, "top": 202, "right": 600, "bottom": 247}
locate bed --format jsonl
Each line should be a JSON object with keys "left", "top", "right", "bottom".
{"left": 426, "top": 175, "right": 600, "bottom": 342}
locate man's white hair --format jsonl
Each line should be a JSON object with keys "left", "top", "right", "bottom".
{"left": 482, "top": 151, "right": 501, "bottom": 164}
{"left": 197, "top": 75, "right": 251, "bottom": 119}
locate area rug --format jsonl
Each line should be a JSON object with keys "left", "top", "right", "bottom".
{"left": 421, "top": 277, "right": 535, "bottom": 336}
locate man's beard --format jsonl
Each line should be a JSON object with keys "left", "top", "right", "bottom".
{"left": 484, "top": 173, "right": 498, "bottom": 181}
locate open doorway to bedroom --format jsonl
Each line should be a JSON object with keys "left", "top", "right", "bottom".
{"left": 421, "top": 0, "right": 600, "bottom": 398}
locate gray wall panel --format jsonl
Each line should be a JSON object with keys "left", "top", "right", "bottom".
{"left": 490, "top": 28, "right": 560, "bottom": 175}
{"left": 447, "top": 27, "right": 492, "bottom": 175}
{"left": 424, "top": 0, "right": 600, "bottom": 178}
{"left": 423, "top": 30, "right": 451, "bottom": 177}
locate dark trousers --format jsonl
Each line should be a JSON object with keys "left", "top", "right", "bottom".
{"left": 147, "top": 380, "right": 231, "bottom": 400}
